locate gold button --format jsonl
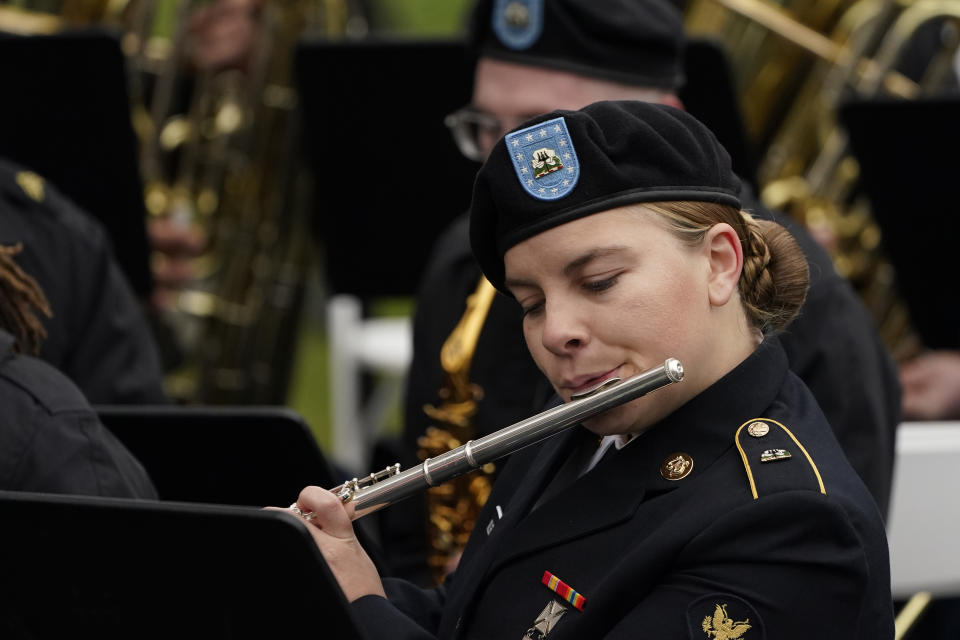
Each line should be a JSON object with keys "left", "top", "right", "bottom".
{"left": 747, "top": 421, "right": 770, "bottom": 437}
{"left": 660, "top": 452, "right": 694, "bottom": 481}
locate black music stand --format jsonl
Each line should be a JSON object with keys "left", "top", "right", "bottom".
{"left": 0, "top": 29, "right": 152, "bottom": 297}
{"left": 839, "top": 96, "right": 960, "bottom": 349}
{"left": 95, "top": 404, "right": 391, "bottom": 576}
{"left": 293, "top": 38, "right": 478, "bottom": 298}
{"left": 95, "top": 405, "right": 340, "bottom": 506}
{"left": 0, "top": 491, "right": 364, "bottom": 639}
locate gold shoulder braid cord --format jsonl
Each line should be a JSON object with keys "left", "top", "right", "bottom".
{"left": 0, "top": 243, "right": 52, "bottom": 356}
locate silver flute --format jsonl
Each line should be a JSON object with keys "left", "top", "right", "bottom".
{"left": 331, "top": 358, "right": 684, "bottom": 519}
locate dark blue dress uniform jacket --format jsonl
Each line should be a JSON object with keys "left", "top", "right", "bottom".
{"left": 0, "top": 329, "right": 156, "bottom": 498}
{"left": 388, "top": 194, "right": 898, "bottom": 583}
{"left": 354, "top": 337, "right": 894, "bottom": 639}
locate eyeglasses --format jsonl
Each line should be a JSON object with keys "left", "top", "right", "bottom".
{"left": 445, "top": 105, "right": 552, "bottom": 161}
{"left": 444, "top": 105, "right": 506, "bottom": 162}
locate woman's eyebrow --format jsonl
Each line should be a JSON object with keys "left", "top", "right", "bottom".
{"left": 504, "top": 276, "right": 537, "bottom": 290}
{"left": 563, "top": 246, "right": 630, "bottom": 276}
{"left": 505, "top": 246, "right": 630, "bottom": 289}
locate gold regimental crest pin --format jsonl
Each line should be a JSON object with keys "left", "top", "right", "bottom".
{"left": 523, "top": 600, "right": 568, "bottom": 639}
{"left": 701, "top": 603, "right": 751, "bottom": 639}
{"left": 660, "top": 452, "right": 694, "bottom": 481}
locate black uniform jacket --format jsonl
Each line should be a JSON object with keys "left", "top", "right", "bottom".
{"left": 0, "top": 158, "right": 167, "bottom": 404}
{"left": 0, "top": 329, "right": 157, "bottom": 498}
{"left": 356, "top": 337, "right": 894, "bottom": 639}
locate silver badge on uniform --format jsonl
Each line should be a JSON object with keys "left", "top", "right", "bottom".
{"left": 523, "top": 600, "right": 568, "bottom": 639}
{"left": 487, "top": 505, "right": 504, "bottom": 536}
{"left": 760, "top": 448, "right": 792, "bottom": 463}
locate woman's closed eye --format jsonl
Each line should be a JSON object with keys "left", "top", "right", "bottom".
{"left": 583, "top": 274, "right": 620, "bottom": 294}
{"left": 520, "top": 274, "right": 621, "bottom": 317}
{"left": 521, "top": 299, "right": 544, "bottom": 318}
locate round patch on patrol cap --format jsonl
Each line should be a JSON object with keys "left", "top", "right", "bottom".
{"left": 471, "top": 0, "right": 685, "bottom": 89}
{"left": 505, "top": 117, "right": 580, "bottom": 201}
{"left": 492, "top": 0, "right": 544, "bottom": 50}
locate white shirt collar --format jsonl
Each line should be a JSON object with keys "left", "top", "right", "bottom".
{"left": 583, "top": 433, "right": 640, "bottom": 474}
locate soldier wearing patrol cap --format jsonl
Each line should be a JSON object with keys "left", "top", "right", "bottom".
{"left": 393, "top": 0, "right": 899, "bottom": 582}
{"left": 289, "top": 101, "right": 894, "bottom": 640}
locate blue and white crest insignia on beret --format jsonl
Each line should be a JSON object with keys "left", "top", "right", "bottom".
{"left": 505, "top": 116, "right": 580, "bottom": 201}
{"left": 492, "top": 0, "right": 543, "bottom": 51}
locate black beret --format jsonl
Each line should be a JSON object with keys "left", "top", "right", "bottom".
{"left": 467, "top": 0, "right": 686, "bottom": 89}
{"left": 469, "top": 100, "right": 742, "bottom": 292}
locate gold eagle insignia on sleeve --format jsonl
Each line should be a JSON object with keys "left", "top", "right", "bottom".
{"left": 701, "top": 603, "right": 751, "bottom": 639}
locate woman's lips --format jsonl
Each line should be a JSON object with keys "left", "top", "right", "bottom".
{"left": 564, "top": 367, "right": 620, "bottom": 395}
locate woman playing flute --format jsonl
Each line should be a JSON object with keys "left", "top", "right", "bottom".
{"left": 285, "top": 101, "right": 893, "bottom": 640}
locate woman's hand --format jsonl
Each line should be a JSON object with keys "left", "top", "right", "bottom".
{"left": 277, "top": 486, "right": 386, "bottom": 602}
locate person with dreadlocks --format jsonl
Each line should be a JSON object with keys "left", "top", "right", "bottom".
{"left": 0, "top": 158, "right": 167, "bottom": 405}
{"left": 0, "top": 244, "right": 50, "bottom": 356}
{"left": 0, "top": 242, "right": 157, "bottom": 497}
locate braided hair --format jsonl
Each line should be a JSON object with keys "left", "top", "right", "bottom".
{"left": 639, "top": 201, "right": 809, "bottom": 333}
{"left": 0, "top": 243, "right": 52, "bottom": 355}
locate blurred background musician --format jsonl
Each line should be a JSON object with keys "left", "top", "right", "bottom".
{"left": 0, "top": 159, "right": 167, "bottom": 405}
{"left": 0, "top": 241, "right": 157, "bottom": 497}
{"left": 388, "top": 0, "right": 901, "bottom": 587}
{"left": 0, "top": 0, "right": 337, "bottom": 406}
{"left": 681, "top": 0, "right": 960, "bottom": 357}
{"left": 128, "top": 0, "right": 320, "bottom": 404}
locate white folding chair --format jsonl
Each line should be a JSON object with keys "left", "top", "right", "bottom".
{"left": 887, "top": 421, "right": 960, "bottom": 637}
{"left": 327, "top": 294, "right": 412, "bottom": 475}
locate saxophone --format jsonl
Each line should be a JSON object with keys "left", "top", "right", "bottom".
{"left": 417, "top": 275, "right": 497, "bottom": 585}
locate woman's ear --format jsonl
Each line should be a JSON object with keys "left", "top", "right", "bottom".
{"left": 704, "top": 223, "right": 743, "bottom": 307}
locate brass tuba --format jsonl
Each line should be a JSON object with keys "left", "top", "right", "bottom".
{"left": 0, "top": 0, "right": 127, "bottom": 33}
{"left": 0, "top": 0, "right": 363, "bottom": 403}
{"left": 684, "top": 0, "right": 960, "bottom": 359}
{"left": 126, "top": 0, "right": 359, "bottom": 403}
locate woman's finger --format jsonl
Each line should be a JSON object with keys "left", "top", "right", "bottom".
{"left": 292, "top": 486, "right": 356, "bottom": 538}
